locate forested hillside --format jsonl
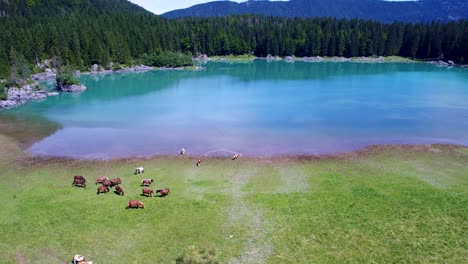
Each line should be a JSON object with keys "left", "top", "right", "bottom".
{"left": 163, "top": 0, "right": 468, "bottom": 23}
{"left": 0, "top": 0, "right": 150, "bottom": 16}
{"left": 0, "top": 0, "right": 467, "bottom": 80}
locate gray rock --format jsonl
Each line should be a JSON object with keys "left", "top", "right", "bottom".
{"left": 0, "top": 99, "right": 18, "bottom": 109}
{"left": 47, "top": 92, "right": 59, "bottom": 96}
{"left": 448, "top": 60, "right": 455, "bottom": 66}
{"left": 437, "top": 60, "right": 449, "bottom": 66}
{"left": 58, "top": 84, "right": 87, "bottom": 92}
{"left": 31, "top": 69, "right": 56, "bottom": 81}
{"left": 1, "top": 82, "right": 48, "bottom": 110}
{"left": 92, "top": 64, "right": 99, "bottom": 72}
{"left": 303, "top": 56, "right": 323, "bottom": 62}
{"left": 29, "top": 92, "right": 47, "bottom": 100}
{"left": 284, "top": 56, "right": 295, "bottom": 62}
{"left": 195, "top": 54, "right": 209, "bottom": 61}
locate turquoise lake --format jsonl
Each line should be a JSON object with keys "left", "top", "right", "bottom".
{"left": 1, "top": 61, "right": 467, "bottom": 158}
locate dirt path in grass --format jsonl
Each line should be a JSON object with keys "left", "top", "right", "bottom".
{"left": 226, "top": 169, "right": 272, "bottom": 264}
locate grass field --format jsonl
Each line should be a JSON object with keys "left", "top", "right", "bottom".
{"left": 0, "top": 134, "right": 467, "bottom": 263}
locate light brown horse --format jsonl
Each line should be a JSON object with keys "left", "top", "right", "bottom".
{"left": 142, "top": 188, "right": 154, "bottom": 197}
{"left": 95, "top": 176, "right": 109, "bottom": 184}
{"left": 97, "top": 186, "right": 109, "bottom": 194}
{"left": 156, "top": 188, "right": 171, "bottom": 197}
{"left": 126, "top": 200, "right": 144, "bottom": 209}
{"left": 141, "top": 179, "right": 154, "bottom": 187}
{"left": 110, "top": 178, "right": 121, "bottom": 186}
{"left": 102, "top": 179, "right": 112, "bottom": 188}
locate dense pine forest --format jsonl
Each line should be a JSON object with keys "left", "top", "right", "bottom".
{"left": 0, "top": 0, "right": 467, "bottom": 80}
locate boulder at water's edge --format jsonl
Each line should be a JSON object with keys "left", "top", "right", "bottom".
{"left": 57, "top": 84, "right": 87, "bottom": 92}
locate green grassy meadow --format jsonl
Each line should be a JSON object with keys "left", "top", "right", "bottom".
{"left": 0, "top": 134, "right": 467, "bottom": 263}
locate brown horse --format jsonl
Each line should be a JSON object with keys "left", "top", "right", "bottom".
{"left": 156, "top": 188, "right": 171, "bottom": 197}
{"left": 142, "top": 188, "right": 154, "bottom": 197}
{"left": 97, "top": 186, "right": 109, "bottom": 194}
{"left": 126, "top": 200, "right": 144, "bottom": 209}
{"left": 141, "top": 179, "right": 154, "bottom": 187}
{"left": 95, "top": 176, "right": 109, "bottom": 184}
{"left": 115, "top": 185, "right": 124, "bottom": 196}
{"left": 72, "top": 176, "right": 86, "bottom": 188}
{"left": 74, "top": 175, "right": 85, "bottom": 182}
{"left": 110, "top": 178, "right": 121, "bottom": 186}
{"left": 102, "top": 179, "right": 112, "bottom": 188}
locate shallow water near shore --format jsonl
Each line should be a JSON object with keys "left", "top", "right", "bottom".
{"left": 1, "top": 60, "right": 467, "bottom": 159}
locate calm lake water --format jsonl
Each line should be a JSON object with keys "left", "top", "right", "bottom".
{"left": 1, "top": 61, "right": 467, "bottom": 158}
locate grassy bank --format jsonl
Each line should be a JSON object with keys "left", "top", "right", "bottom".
{"left": 0, "top": 135, "right": 466, "bottom": 263}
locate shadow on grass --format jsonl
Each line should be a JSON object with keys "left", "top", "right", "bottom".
{"left": 113, "top": 190, "right": 124, "bottom": 196}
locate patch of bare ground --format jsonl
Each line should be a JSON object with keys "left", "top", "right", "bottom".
{"left": 15, "top": 252, "right": 26, "bottom": 264}
{"left": 226, "top": 169, "right": 272, "bottom": 264}
{"left": 274, "top": 164, "right": 309, "bottom": 193}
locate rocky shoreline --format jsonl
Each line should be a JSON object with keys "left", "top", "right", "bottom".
{"left": 1, "top": 63, "right": 207, "bottom": 110}
{"left": 195, "top": 54, "right": 468, "bottom": 67}
{"left": 0, "top": 82, "right": 49, "bottom": 109}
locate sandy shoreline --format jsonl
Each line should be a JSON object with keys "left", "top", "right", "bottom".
{"left": 8, "top": 136, "right": 467, "bottom": 164}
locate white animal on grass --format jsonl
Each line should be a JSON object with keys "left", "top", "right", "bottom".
{"left": 134, "top": 167, "right": 144, "bottom": 175}
{"left": 180, "top": 148, "right": 186, "bottom": 155}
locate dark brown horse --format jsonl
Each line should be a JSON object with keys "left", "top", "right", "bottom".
{"left": 142, "top": 188, "right": 154, "bottom": 197}
{"left": 115, "top": 185, "right": 124, "bottom": 196}
{"left": 110, "top": 178, "right": 121, "bottom": 187}
{"left": 141, "top": 179, "right": 154, "bottom": 187}
{"left": 72, "top": 175, "right": 86, "bottom": 188}
{"left": 97, "top": 186, "right": 109, "bottom": 194}
{"left": 156, "top": 188, "right": 171, "bottom": 197}
{"left": 95, "top": 176, "right": 109, "bottom": 185}
{"left": 126, "top": 200, "right": 144, "bottom": 209}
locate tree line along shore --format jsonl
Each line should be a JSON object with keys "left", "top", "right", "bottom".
{"left": 0, "top": 14, "right": 467, "bottom": 81}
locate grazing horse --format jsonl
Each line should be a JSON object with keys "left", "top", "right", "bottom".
{"left": 196, "top": 159, "right": 202, "bottom": 167}
{"left": 74, "top": 175, "right": 85, "bottom": 182}
{"left": 115, "top": 185, "right": 124, "bottom": 196}
{"left": 232, "top": 154, "right": 239, "bottom": 160}
{"left": 97, "top": 186, "right": 109, "bottom": 194}
{"left": 141, "top": 179, "right": 154, "bottom": 187}
{"left": 110, "top": 178, "right": 121, "bottom": 186}
{"left": 142, "top": 188, "right": 154, "bottom": 197}
{"left": 134, "top": 167, "right": 144, "bottom": 175}
{"left": 126, "top": 200, "right": 144, "bottom": 209}
{"left": 156, "top": 188, "right": 171, "bottom": 197}
{"left": 102, "top": 179, "right": 112, "bottom": 188}
{"left": 95, "top": 176, "right": 109, "bottom": 185}
{"left": 72, "top": 176, "right": 86, "bottom": 188}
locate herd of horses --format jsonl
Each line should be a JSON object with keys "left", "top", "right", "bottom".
{"left": 72, "top": 167, "right": 171, "bottom": 209}
{"left": 71, "top": 154, "right": 240, "bottom": 209}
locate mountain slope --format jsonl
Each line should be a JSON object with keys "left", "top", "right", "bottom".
{"left": 162, "top": 0, "right": 468, "bottom": 23}
{"left": 0, "top": 0, "right": 151, "bottom": 17}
